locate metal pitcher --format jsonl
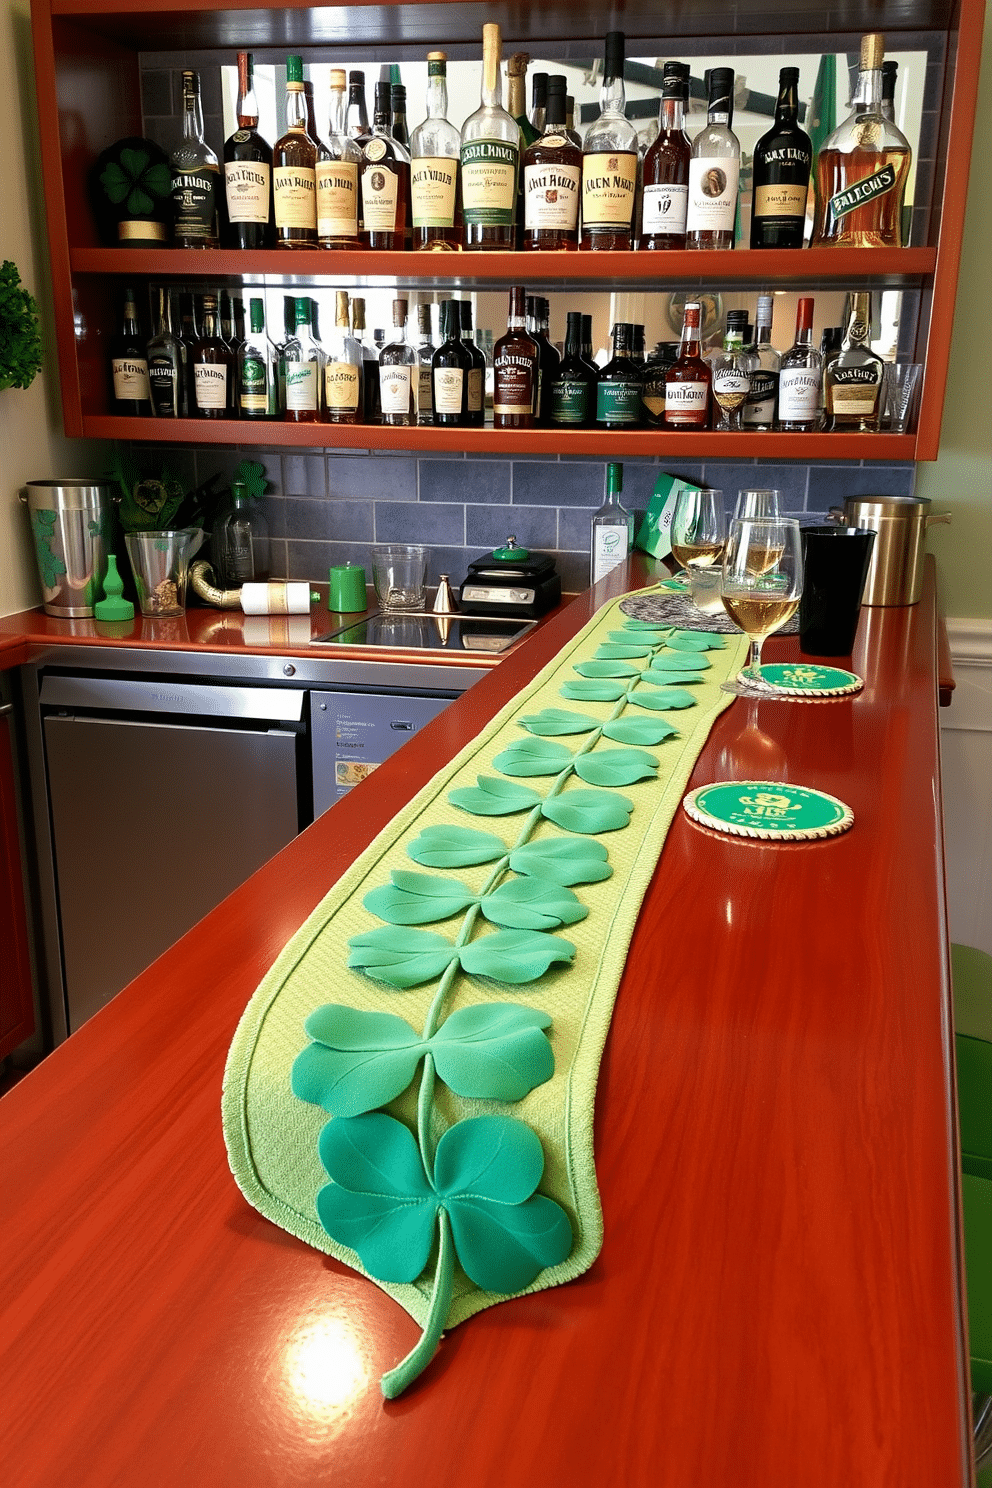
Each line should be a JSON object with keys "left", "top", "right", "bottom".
{"left": 20, "top": 480, "right": 114, "bottom": 617}
{"left": 828, "top": 495, "right": 950, "bottom": 606}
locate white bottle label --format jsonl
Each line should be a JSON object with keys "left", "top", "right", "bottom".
{"left": 273, "top": 166, "right": 317, "bottom": 230}
{"left": 686, "top": 156, "right": 740, "bottom": 233}
{"left": 592, "top": 521, "right": 630, "bottom": 583}
{"left": 285, "top": 362, "right": 318, "bottom": 412}
{"left": 713, "top": 371, "right": 749, "bottom": 397}
{"left": 112, "top": 358, "right": 150, "bottom": 401}
{"left": 641, "top": 183, "right": 688, "bottom": 235}
{"left": 224, "top": 160, "right": 271, "bottom": 224}
{"left": 194, "top": 363, "right": 227, "bottom": 410}
{"left": 524, "top": 162, "right": 580, "bottom": 231}
{"left": 665, "top": 380, "right": 708, "bottom": 412}
{"left": 433, "top": 366, "right": 463, "bottom": 414}
{"left": 411, "top": 157, "right": 457, "bottom": 228}
{"left": 379, "top": 364, "right": 412, "bottom": 415}
{"left": 315, "top": 161, "right": 359, "bottom": 237}
{"left": 778, "top": 368, "right": 820, "bottom": 421}
{"left": 581, "top": 151, "right": 637, "bottom": 228}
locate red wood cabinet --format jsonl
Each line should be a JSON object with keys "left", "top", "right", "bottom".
{"left": 0, "top": 706, "right": 35, "bottom": 1058}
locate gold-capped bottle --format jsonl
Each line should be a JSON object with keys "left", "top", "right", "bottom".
{"left": 273, "top": 55, "right": 318, "bottom": 247}
{"left": 460, "top": 24, "right": 519, "bottom": 250}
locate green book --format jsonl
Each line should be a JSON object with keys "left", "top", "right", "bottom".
{"left": 634, "top": 472, "right": 704, "bottom": 560}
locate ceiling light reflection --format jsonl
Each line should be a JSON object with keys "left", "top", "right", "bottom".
{"left": 281, "top": 1314, "right": 371, "bottom": 1418}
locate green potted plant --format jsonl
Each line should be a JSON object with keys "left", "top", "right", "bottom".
{"left": 0, "top": 261, "right": 43, "bottom": 391}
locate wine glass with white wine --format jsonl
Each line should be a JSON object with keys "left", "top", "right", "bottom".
{"left": 670, "top": 487, "right": 726, "bottom": 576}
{"left": 720, "top": 517, "right": 803, "bottom": 690}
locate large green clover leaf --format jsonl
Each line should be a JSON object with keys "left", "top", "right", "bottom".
{"left": 595, "top": 643, "right": 651, "bottom": 659}
{"left": 480, "top": 877, "right": 588, "bottom": 930}
{"left": 429, "top": 1004, "right": 554, "bottom": 1099}
{"left": 348, "top": 926, "right": 575, "bottom": 988}
{"left": 559, "top": 679, "right": 626, "bottom": 702}
{"left": 317, "top": 1113, "right": 436, "bottom": 1282}
{"left": 364, "top": 871, "right": 476, "bottom": 925}
{"left": 668, "top": 630, "right": 726, "bottom": 651}
{"left": 406, "top": 824, "right": 507, "bottom": 868}
{"left": 651, "top": 650, "right": 713, "bottom": 671}
{"left": 518, "top": 708, "right": 599, "bottom": 736}
{"left": 573, "top": 659, "right": 642, "bottom": 678}
{"left": 602, "top": 716, "right": 679, "bottom": 746}
{"left": 541, "top": 789, "right": 634, "bottom": 834}
{"left": 459, "top": 929, "right": 576, "bottom": 982}
{"left": 630, "top": 687, "right": 696, "bottom": 712}
{"left": 573, "top": 748, "right": 659, "bottom": 787}
{"left": 492, "top": 737, "right": 573, "bottom": 776}
{"left": 509, "top": 837, "right": 613, "bottom": 885}
{"left": 449, "top": 775, "right": 542, "bottom": 816}
{"left": 637, "top": 669, "right": 707, "bottom": 687}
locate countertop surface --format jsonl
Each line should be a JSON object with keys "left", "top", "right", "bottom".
{"left": 0, "top": 558, "right": 967, "bottom": 1486}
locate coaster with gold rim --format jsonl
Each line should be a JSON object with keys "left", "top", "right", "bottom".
{"left": 754, "top": 662, "right": 863, "bottom": 696}
{"left": 683, "top": 780, "right": 854, "bottom": 840}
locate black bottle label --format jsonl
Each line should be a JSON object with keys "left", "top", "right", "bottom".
{"left": 171, "top": 168, "right": 218, "bottom": 239}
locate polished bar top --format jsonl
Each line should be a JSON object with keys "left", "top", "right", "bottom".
{"left": 0, "top": 559, "right": 968, "bottom": 1486}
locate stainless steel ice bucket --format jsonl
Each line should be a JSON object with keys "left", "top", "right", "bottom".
{"left": 21, "top": 480, "right": 113, "bottom": 617}
{"left": 829, "top": 495, "right": 951, "bottom": 606}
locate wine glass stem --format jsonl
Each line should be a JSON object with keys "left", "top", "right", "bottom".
{"left": 750, "top": 635, "right": 765, "bottom": 681}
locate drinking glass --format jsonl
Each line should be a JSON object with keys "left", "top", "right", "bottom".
{"left": 720, "top": 517, "right": 803, "bottom": 688}
{"left": 734, "top": 488, "right": 780, "bottom": 522}
{"left": 670, "top": 488, "right": 726, "bottom": 574}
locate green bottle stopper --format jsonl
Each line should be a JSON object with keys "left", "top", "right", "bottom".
{"left": 94, "top": 554, "right": 135, "bottom": 621}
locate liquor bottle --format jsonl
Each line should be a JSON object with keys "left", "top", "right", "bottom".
{"left": 710, "top": 309, "right": 751, "bottom": 430}
{"left": 743, "top": 293, "right": 780, "bottom": 431}
{"left": 315, "top": 69, "right": 362, "bottom": 249}
{"left": 238, "top": 296, "right": 279, "bottom": 419}
{"left": 377, "top": 298, "right": 417, "bottom": 426}
{"left": 565, "top": 96, "right": 581, "bottom": 149}
{"left": 324, "top": 290, "right": 363, "bottom": 424}
{"left": 533, "top": 296, "right": 561, "bottom": 425}
{"left": 432, "top": 298, "right": 473, "bottom": 426}
{"left": 218, "top": 289, "right": 237, "bottom": 352}
{"left": 641, "top": 62, "right": 691, "bottom": 251}
{"left": 581, "top": 31, "right": 638, "bottom": 250}
{"left": 750, "top": 67, "right": 812, "bottom": 249}
{"left": 415, "top": 302, "right": 436, "bottom": 423}
{"left": 522, "top": 74, "right": 581, "bottom": 251}
{"left": 493, "top": 286, "right": 539, "bottom": 429}
{"left": 823, "top": 292, "right": 885, "bottom": 431}
{"left": 212, "top": 482, "right": 271, "bottom": 586}
{"left": 641, "top": 340, "right": 679, "bottom": 427}
{"left": 580, "top": 314, "right": 599, "bottom": 379}
{"left": 273, "top": 56, "right": 317, "bottom": 247}
{"left": 686, "top": 67, "right": 740, "bottom": 250}
{"left": 664, "top": 301, "right": 711, "bottom": 429}
{"left": 347, "top": 71, "right": 371, "bottom": 144}
{"left": 177, "top": 291, "right": 197, "bottom": 411}
{"left": 191, "top": 292, "right": 235, "bottom": 418}
{"left": 549, "top": 310, "right": 595, "bottom": 428}
{"left": 461, "top": 24, "right": 519, "bottom": 250}
{"left": 459, "top": 301, "right": 487, "bottom": 427}
{"left": 361, "top": 80, "right": 411, "bottom": 250}
{"left": 223, "top": 52, "right": 274, "bottom": 249}
{"left": 590, "top": 462, "right": 633, "bottom": 584}
{"left": 531, "top": 72, "right": 548, "bottom": 136}
{"left": 111, "top": 286, "right": 152, "bottom": 415}
{"left": 409, "top": 52, "right": 461, "bottom": 251}
{"left": 881, "top": 60, "right": 898, "bottom": 123}
{"left": 811, "top": 34, "right": 912, "bottom": 248}
{"left": 351, "top": 297, "right": 379, "bottom": 423}
{"left": 280, "top": 296, "right": 323, "bottom": 423}
{"left": 170, "top": 70, "right": 220, "bottom": 247}
{"left": 145, "top": 286, "right": 183, "bottom": 418}
{"left": 390, "top": 84, "right": 410, "bottom": 151}
{"left": 777, "top": 297, "right": 823, "bottom": 431}
{"left": 595, "top": 322, "right": 642, "bottom": 430}
{"left": 507, "top": 53, "right": 539, "bottom": 148}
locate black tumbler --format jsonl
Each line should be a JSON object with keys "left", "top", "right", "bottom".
{"left": 799, "top": 525, "right": 876, "bottom": 656}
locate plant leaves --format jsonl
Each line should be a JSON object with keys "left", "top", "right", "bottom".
{"left": 347, "top": 927, "right": 457, "bottom": 989}
{"left": 603, "top": 716, "right": 680, "bottom": 745}
{"left": 629, "top": 687, "right": 697, "bottom": 712}
{"left": 651, "top": 650, "right": 713, "bottom": 671}
{"left": 573, "top": 748, "right": 659, "bottom": 787}
{"left": 293, "top": 1005, "right": 425, "bottom": 1116}
{"left": 668, "top": 630, "right": 726, "bottom": 651}
{"left": 459, "top": 928, "right": 576, "bottom": 983}
{"left": 559, "top": 679, "right": 627, "bottom": 702}
{"left": 619, "top": 622, "right": 672, "bottom": 637}
{"left": 637, "top": 669, "right": 707, "bottom": 687}
{"left": 542, "top": 789, "right": 635, "bottom": 834}
{"left": 480, "top": 877, "right": 588, "bottom": 930}
{"left": 363, "top": 871, "right": 476, "bottom": 925}
{"left": 573, "top": 659, "right": 642, "bottom": 678}
{"left": 509, "top": 837, "right": 613, "bottom": 885}
{"left": 492, "top": 737, "right": 573, "bottom": 777}
{"left": 518, "top": 708, "right": 600, "bottom": 737}
{"left": 595, "top": 643, "right": 651, "bottom": 659}
{"left": 407, "top": 824, "right": 507, "bottom": 868}
{"left": 449, "top": 775, "right": 542, "bottom": 816}
{"left": 430, "top": 1004, "right": 554, "bottom": 1101}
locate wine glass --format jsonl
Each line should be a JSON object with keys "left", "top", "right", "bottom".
{"left": 734, "top": 488, "right": 781, "bottom": 522}
{"left": 670, "top": 488, "right": 727, "bottom": 576}
{"left": 720, "top": 517, "right": 803, "bottom": 689}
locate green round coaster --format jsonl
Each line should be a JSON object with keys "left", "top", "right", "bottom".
{"left": 755, "top": 663, "right": 863, "bottom": 696}
{"left": 683, "top": 780, "right": 854, "bottom": 840}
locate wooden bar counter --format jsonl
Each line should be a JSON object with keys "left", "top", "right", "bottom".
{"left": 0, "top": 558, "right": 969, "bottom": 1486}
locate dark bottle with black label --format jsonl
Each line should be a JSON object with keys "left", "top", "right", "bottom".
{"left": 750, "top": 66, "right": 813, "bottom": 249}
{"left": 459, "top": 300, "right": 487, "bottom": 427}
{"left": 223, "top": 52, "right": 274, "bottom": 248}
{"left": 528, "top": 295, "right": 561, "bottom": 426}
{"left": 493, "top": 286, "right": 539, "bottom": 429}
{"left": 432, "top": 298, "right": 473, "bottom": 427}
{"left": 549, "top": 311, "right": 594, "bottom": 428}
{"left": 596, "top": 322, "right": 642, "bottom": 429}
{"left": 170, "top": 70, "right": 220, "bottom": 247}
{"left": 145, "top": 285, "right": 183, "bottom": 417}
{"left": 111, "top": 285, "right": 152, "bottom": 415}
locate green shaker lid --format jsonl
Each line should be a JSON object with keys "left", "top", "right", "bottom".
{"left": 94, "top": 554, "right": 134, "bottom": 621}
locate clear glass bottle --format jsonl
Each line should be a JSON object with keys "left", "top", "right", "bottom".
{"left": 351, "top": 296, "right": 379, "bottom": 423}
{"left": 549, "top": 310, "right": 595, "bottom": 428}
{"left": 581, "top": 31, "right": 638, "bottom": 250}
{"left": 238, "top": 295, "right": 279, "bottom": 419}
{"left": 170, "top": 70, "right": 220, "bottom": 247}
{"left": 316, "top": 68, "right": 362, "bottom": 249}
{"left": 281, "top": 296, "right": 323, "bottom": 422}
{"left": 743, "top": 292, "right": 780, "bottom": 431}
{"left": 522, "top": 74, "right": 581, "bottom": 251}
{"left": 596, "top": 322, "right": 642, "bottom": 430}
{"left": 346, "top": 71, "right": 371, "bottom": 144}
{"left": 664, "top": 301, "right": 711, "bottom": 429}
{"left": 823, "top": 292, "right": 885, "bottom": 431}
{"left": 565, "top": 95, "right": 581, "bottom": 149}
{"left": 146, "top": 286, "right": 183, "bottom": 418}
{"left": 811, "top": 33, "right": 912, "bottom": 248}
{"left": 192, "top": 291, "right": 235, "bottom": 418}
{"left": 590, "top": 462, "right": 633, "bottom": 584}
{"left": 324, "top": 290, "right": 363, "bottom": 425}
{"left": 223, "top": 52, "right": 273, "bottom": 249}
{"left": 641, "top": 62, "right": 691, "bottom": 250}
{"left": 212, "top": 481, "right": 271, "bottom": 586}
{"left": 414, "top": 302, "right": 436, "bottom": 423}
{"left": 710, "top": 310, "right": 751, "bottom": 430}
{"left": 273, "top": 55, "right": 317, "bottom": 247}
{"left": 409, "top": 51, "right": 461, "bottom": 251}
{"left": 460, "top": 24, "right": 520, "bottom": 250}
{"left": 378, "top": 297, "right": 417, "bottom": 426}
{"left": 777, "top": 297, "right": 823, "bottom": 431}
{"left": 361, "top": 80, "right": 411, "bottom": 250}
{"left": 111, "top": 285, "right": 152, "bottom": 415}
{"left": 493, "top": 286, "right": 539, "bottom": 429}
{"left": 459, "top": 300, "right": 487, "bottom": 427}
{"left": 750, "top": 67, "right": 812, "bottom": 249}
{"left": 432, "top": 298, "right": 473, "bottom": 426}
{"left": 686, "top": 67, "right": 740, "bottom": 250}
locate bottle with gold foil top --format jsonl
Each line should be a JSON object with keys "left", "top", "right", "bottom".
{"left": 580, "top": 31, "right": 638, "bottom": 250}
{"left": 324, "top": 291, "right": 364, "bottom": 424}
{"left": 460, "top": 24, "right": 519, "bottom": 250}
{"left": 812, "top": 33, "right": 912, "bottom": 247}
{"left": 410, "top": 52, "right": 461, "bottom": 250}
{"left": 361, "top": 81, "right": 411, "bottom": 250}
{"left": 316, "top": 69, "right": 362, "bottom": 249}
{"left": 273, "top": 55, "right": 317, "bottom": 247}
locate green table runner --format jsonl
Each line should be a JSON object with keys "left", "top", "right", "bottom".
{"left": 223, "top": 589, "right": 747, "bottom": 1395}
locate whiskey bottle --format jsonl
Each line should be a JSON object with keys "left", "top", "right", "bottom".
{"left": 641, "top": 340, "right": 679, "bottom": 427}
{"left": 581, "top": 31, "right": 638, "bottom": 250}
{"left": 686, "top": 67, "right": 740, "bottom": 250}
{"left": 378, "top": 298, "right": 418, "bottom": 426}
{"left": 415, "top": 303, "right": 436, "bottom": 423}
{"left": 191, "top": 292, "right": 235, "bottom": 418}
{"left": 777, "top": 297, "right": 823, "bottom": 431}
{"left": 432, "top": 298, "right": 473, "bottom": 426}
{"left": 710, "top": 310, "right": 751, "bottom": 430}
{"left": 324, "top": 291, "right": 363, "bottom": 424}
{"left": 549, "top": 311, "right": 595, "bottom": 428}
{"left": 595, "top": 322, "right": 642, "bottom": 430}
{"left": 316, "top": 69, "right": 362, "bottom": 249}
{"left": 409, "top": 52, "right": 461, "bottom": 251}
{"left": 281, "top": 297, "right": 323, "bottom": 423}
{"left": 361, "top": 80, "right": 411, "bottom": 250}
{"left": 742, "top": 293, "right": 780, "bottom": 431}
{"left": 750, "top": 67, "right": 812, "bottom": 249}
{"left": 507, "top": 53, "right": 539, "bottom": 149}
{"left": 170, "top": 71, "right": 220, "bottom": 247}
{"left": 493, "top": 287, "right": 539, "bottom": 429}
{"left": 273, "top": 56, "right": 318, "bottom": 247}
{"left": 531, "top": 72, "right": 548, "bottom": 136}
{"left": 811, "top": 33, "right": 912, "bottom": 248}
{"left": 111, "top": 286, "right": 152, "bottom": 415}
{"left": 565, "top": 96, "right": 581, "bottom": 149}
{"left": 223, "top": 52, "right": 274, "bottom": 249}
{"left": 459, "top": 301, "right": 487, "bottom": 427}
{"left": 460, "top": 24, "right": 519, "bottom": 250}
{"left": 390, "top": 84, "right": 410, "bottom": 151}
{"left": 145, "top": 286, "right": 183, "bottom": 418}
{"left": 522, "top": 75, "right": 581, "bottom": 251}
{"left": 664, "top": 301, "right": 711, "bottom": 429}
{"left": 590, "top": 463, "right": 633, "bottom": 584}
{"left": 238, "top": 296, "right": 279, "bottom": 419}
{"left": 823, "top": 292, "right": 885, "bottom": 432}
{"left": 527, "top": 295, "right": 560, "bottom": 425}
{"left": 351, "top": 297, "right": 379, "bottom": 423}
{"left": 580, "top": 314, "right": 599, "bottom": 379}
{"left": 641, "top": 62, "right": 691, "bottom": 251}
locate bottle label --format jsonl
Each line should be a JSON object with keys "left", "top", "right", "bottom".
{"left": 592, "top": 522, "right": 630, "bottom": 582}
{"left": 829, "top": 382, "right": 881, "bottom": 416}
{"left": 112, "top": 357, "right": 151, "bottom": 402}
{"left": 743, "top": 369, "right": 779, "bottom": 425}
{"left": 550, "top": 378, "right": 590, "bottom": 425}
{"left": 493, "top": 356, "right": 535, "bottom": 416}
{"left": 273, "top": 166, "right": 317, "bottom": 230}
{"left": 411, "top": 157, "right": 457, "bottom": 227}
{"left": 194, "top": 363, "right": 228, "bottom": 410}
{"left": 460, "top": 140, "right": 518, "bottom": 226}
{"left": 641, "top": 183, "right": 688, "bottom": 235}
{"left": 778, "top": 368, "right": 820, "bottom": 420}
{"left": 524, "top": 162, "right": 580, "bottom": 230}
{"left": 830, "top": 164, "right": 897, "bottom": 221}
{"left": 285, "top": 362, "right": 319, "bottom": 412}
{"left": 686, "top": 157, "right": 740, "bottom": 233}
{"left": 362, "top": 163, "right": 400, "bottom": 230}
{"left": 713, "top": 371, "right": 749, "bottom": 397}
{"left": 596, "top": 380, "right": 641, "bottom": 424}
{"left": 240, "top": 356, "right": 269, "bottom": 413}
{"left": 325, "top": 361, "right": 360, "bottom": 411}
{"left": 379, "top": 364, "right": 412, "bottom": 415}
{"left": 664, "top": 380, "right": 708, "bottom": 421}
{"left": 754, "top": 182, "right": 807, "bottom": 219}
{"left": 433, "top": 365, "right": 464, "bottom": 414}
{"left": 316, "top": 161, "right": 359, "bottom": 237}
{"left": 224, "top": 160, "right": 271, "bottom": 224}
{"left": 581, "top": 152, "right": 637, "bottom": 227}
{"left": 171, "top": 168, "right": 218, "bottom": 240}
{"left": 417, "top": 363, "right": 433, "bottom": 414}
{"left": 118, "top": 219, "right": 167, "bottom": 242}
{"left": 641, "top": 373, "right": 667, "bottom": 417}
